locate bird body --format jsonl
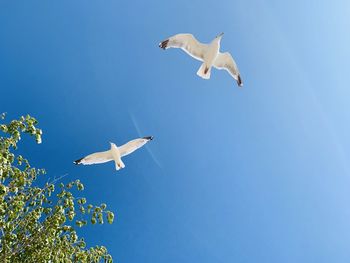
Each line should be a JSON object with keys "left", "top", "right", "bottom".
{"left": 197, "top": 36, "right": 221, "bottom": 79}
{"left": 159, "top": 33, "right": 243, "bottom": 87}
{"left": 110, "top": 143, "right": 125, "bottom": 170}
{"left": 74, "top": 136, "right": 153, "bottom": 171}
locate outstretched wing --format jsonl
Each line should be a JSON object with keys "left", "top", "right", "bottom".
{"left": 74, "top": 150, "right": 113, "bottom": 165}
{"left": 119, "top": 136, "right": 153, "bottom": 157}
{"left": 159, "top": 33, "right": 208, "bottom": 61}
{"left": 213, "top": 52, "right": 243, "bottom": 87}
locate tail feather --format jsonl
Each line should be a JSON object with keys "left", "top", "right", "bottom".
{"left": 115, "top": 159, "right": 125, "bottom": 171}
{"left": 197, "top": 63, "right": 211, "bottom": 79}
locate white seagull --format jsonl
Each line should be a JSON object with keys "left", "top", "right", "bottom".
{"left": 159, "top": 33, "right": 243, "bottom": 87}
{"left": 74, "top": 136, "right": 153, "bottom": 171}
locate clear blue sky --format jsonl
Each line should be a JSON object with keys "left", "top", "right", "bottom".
{"left": 1, "top": 0, "right": 350, "bottom": 262}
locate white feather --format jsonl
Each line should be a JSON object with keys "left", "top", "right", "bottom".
{"left": 74, "top": 137, "right": 153, "bottom": 171}
{"left": 161, "top": 33, "right": 208, "bottom": 61}
{"left": 119, "top": 138, "right": 152, "bottom": 157}
{"left": 213, "top": 52, "right": 242, "bottom": 86}
{"left": 160, "top": 32, "right": 242, "bottom": 87}
{"left": 76, "top": 150, "right": 113, "bottom": 165}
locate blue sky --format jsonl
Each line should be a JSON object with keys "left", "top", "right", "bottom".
{"left": 1, "top": 0, "right": 350, "bottom": 262}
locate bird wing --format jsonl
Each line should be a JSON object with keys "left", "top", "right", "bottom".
{"left": 119, "top": 137, "right": 152, "bottom": 157}
{"left": 160, "top": 34, "right": 208, "bottom": 61}
{"left": 213, "top": 52, "right": 243, "bottom": 86}
{"left": 75, "top": 150, "right": 113, "bottom": 165}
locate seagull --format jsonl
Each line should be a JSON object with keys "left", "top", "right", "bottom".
{"left": 74, "top": 136, "right": 153, "bottom": 171}
{"left": 159, "top": 33, "right": 243, "bottom": 87}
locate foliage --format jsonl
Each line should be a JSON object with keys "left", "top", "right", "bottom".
{"left": 0, "top": 114, "right": 114, "bottom": 262}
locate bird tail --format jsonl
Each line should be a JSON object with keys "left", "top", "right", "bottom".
{"left": 115, "top": 159, "right": 125, "bottom": 171}
{"left": 196, "top": 63, "right": 211, "bottom": 79}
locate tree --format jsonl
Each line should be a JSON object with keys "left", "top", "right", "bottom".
{"left": 0, "top": 114, "right": 114, "bottom": 262}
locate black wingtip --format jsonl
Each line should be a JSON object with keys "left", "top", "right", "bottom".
{"left": 143, "top": 136, "right": 154, "bottom": 141}
{"left": 237, "top": 75, "right": 243, "bottom": 87}
{"left": 159, "top": 39, "right": 169, "bottom": 50}
{"left": 74, "top": 157, "right": 83, "bottom": 165}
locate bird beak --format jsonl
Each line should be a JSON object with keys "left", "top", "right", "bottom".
{"left": 219, "top": 32, "right": 224, "bottom": 37}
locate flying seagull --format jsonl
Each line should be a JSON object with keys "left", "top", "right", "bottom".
{"left": 74, "top": 136, "right": 153, "bottom": 171}
{"left": 159, "top": 33, "right": 243, "bottom": 87}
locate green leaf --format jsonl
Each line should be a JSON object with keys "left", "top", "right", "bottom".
{"left": 0, "top": 115, "right": 113, "bottom": 261}
{"left": 107, "top": 211, "right": 115, "bottom": 224}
